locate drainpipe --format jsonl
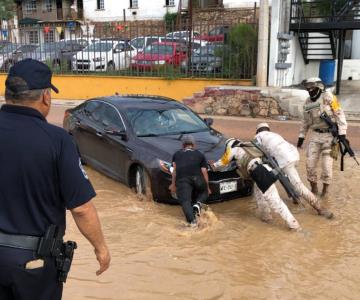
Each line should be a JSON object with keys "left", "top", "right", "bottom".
{"left": 256, "top": 0, "right": 269, "bottom": 87}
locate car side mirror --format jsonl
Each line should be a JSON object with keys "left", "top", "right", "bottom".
{"left": 204, "top": 118, "right": 213, "bottom": 126}
{"left": 104, "top": 127, "right": 128, "bottom": 140}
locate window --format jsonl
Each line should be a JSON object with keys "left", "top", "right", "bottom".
{"left": 102, "top": 105, "right": 125, "bottom": 131}
{"left": 43, "top": 0, "right": 52, "bottom": 12}
{"left": 44, "top": 30, "right": 55, "bottom": 43}
{"left": 24, "top": 0, "right": 37, "bottom": 14}
{"left": 129, "top": 0, "right": 138, "bottom": 9}
{"left": 96, "top": 0, "right": 105, "bottom": 10}
{"left": 165, "top": 0, "right": 175, "bottom": 6}
{"left": 27, "top": 31, "right": 39, "bottom": 44}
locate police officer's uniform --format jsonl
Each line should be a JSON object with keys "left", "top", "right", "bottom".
{"left": 0, "top": 60, "right": 96, "bottom": 300}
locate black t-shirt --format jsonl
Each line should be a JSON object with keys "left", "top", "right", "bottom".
{"left": 172, "top": 148, "right": 207, "bottom": 181}
{"left": 0, "top": 105, "right": 96, "bottom": 237}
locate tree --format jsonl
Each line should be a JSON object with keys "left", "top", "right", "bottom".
{"left": 0, "top": 0, "right": 16, "bottom": 21}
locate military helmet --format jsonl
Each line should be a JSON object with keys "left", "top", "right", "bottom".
{"left": 303, "top": 77, "right": 325, "bottom": 91}
{"left": 225, "top": 138, "right": 241, "bottom": 148}
{"left": 256, "top": 122, "right": 270, "bottom": 133}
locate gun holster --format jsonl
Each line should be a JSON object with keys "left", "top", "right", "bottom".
{"left": 37, "top": 225, "right": 77, "bottom": 283}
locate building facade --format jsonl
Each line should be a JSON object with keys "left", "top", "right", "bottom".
{"left": 83, "top": 0, "right": 258, "bottom": 23}
{"left": 16, "top": 0, "right": 83, "bottom": 44}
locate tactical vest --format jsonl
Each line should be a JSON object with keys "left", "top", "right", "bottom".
{"left": 236, "top": 142, "right": 263, "bottom": 179}
{"left": 303, "top": 96, "right": 337, "bottom": 131}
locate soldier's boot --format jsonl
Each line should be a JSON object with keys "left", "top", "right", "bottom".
{"left": 316, "top": 208, "right": 334, "bottom": 219}
{"left": 321, "top": 183, "right": 330, "bottom": 198}
{"left": 309, "top": 181, "right": 318, "bottom": 195}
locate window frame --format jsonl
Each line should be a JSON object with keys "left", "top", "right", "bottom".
{"left": 96, "top": 0, "right": 105, "bottom": 10}
{"left": 24, "top": 0, "right": 37, "bottom": 14}
{"left": 27, "top": 30, "right": 39, "bottom": 44}
{"left": 43, "top": 0, "right": 53, "bottom": 12}
{"left": 165, "top": 0, "right": 175, "bottom": 7}
{"left": 129, "top": 0, "right": 138, "bottom": 9}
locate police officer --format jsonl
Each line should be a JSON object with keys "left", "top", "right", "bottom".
{"left": 297, "top": 77, "right": 347, "bottom": 198}
{"left": 169, "top": 135, "right": 211, "bottom": 226}
{"left": 255, "top": 123, "right": 333, "bottom": 219}
{"left": 210, "top": 138, "right": 301, "bottom": 230}
{"left": 0, "top": 59, "right": 110, "bottom": 300}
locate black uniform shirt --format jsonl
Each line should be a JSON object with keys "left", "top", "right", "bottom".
{"left": 172, "top": 148, "right": 207, "bottom": 181}
{"left": 0, "top": 104, "right": 96, "bottom": 237}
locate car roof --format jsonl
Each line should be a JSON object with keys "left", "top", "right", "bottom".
{"left": 87, "top": 95, "right": 182, "bottom": 110}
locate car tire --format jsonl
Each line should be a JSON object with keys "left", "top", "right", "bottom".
{"left": 135, "top": 166, "right": 152, "bottom": 200}
{"left": 107, "top": 62, "right": 115, "bottom": 72}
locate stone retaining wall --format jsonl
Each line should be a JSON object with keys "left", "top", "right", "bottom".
{"left": 183, "top": 87, "right": 290, "bottom": 119}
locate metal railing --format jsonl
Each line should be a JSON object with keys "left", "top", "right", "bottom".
{"left": 290, "top": 0, "right": 360, "bottom": 24}
{"left": 0, "top": 19, "right": 258, "bottom": 80}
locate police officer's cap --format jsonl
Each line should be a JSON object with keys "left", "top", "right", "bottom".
{"left": 6, "top": 59, "right": 59, "bottom": 94}
{"left": 182, "top": 135, "right": 195, "bottom": 145}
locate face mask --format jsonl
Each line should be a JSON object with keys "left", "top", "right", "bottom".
{"left": 308, "top": 87, "right": 322, "bottom": 101}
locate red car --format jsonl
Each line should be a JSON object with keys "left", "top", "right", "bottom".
{"left": 130, "top": 42, "right": 187, "bottom": 71}
{"left": 199, "top": 26, "right": 230, "bottom": 42}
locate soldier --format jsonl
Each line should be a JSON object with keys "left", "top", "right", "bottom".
{"left": 210, "top": 138, "right": 301, "bottom": 231}
{"left": 297, "top": 78, "right": 347, "bottom": 198}
{"left": 255, "top": 123, "right": 333, "bottom": 219}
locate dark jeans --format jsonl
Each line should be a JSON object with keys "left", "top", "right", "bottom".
{"left": 0, "top": 247, "right": 63, "bottom": 300}
{"left": 176, "top": 175, "right": 208, "bottom": 223}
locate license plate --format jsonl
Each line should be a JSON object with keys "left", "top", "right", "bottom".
{"left": 219, "top": 181, "right": 237, "bottom": 194}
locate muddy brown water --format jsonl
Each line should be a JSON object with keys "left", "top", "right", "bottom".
{"left": 62, "top": 153, "right": 360, "bottom": 300}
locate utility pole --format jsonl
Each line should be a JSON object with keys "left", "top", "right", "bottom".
{"left": 256, "top": 0, "right": 269, "bottom": 87}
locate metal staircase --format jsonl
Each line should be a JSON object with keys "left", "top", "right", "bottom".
{"left": 289, "top": 0, "right": 360, "bottom": 93}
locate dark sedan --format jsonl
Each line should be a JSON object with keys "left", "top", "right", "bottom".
{"left": 63, "top": 95, "right": 252, "bottom": 203}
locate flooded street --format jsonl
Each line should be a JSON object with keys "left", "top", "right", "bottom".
{"left": 63, "top": 154, "right": 360, "bottom": 300}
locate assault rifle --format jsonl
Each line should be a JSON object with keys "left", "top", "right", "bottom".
{"left": 250, "top": 141, "right": 301, "bottom": 203}
{"left": 319, "top": 112, "right": 359, "bottom": 171}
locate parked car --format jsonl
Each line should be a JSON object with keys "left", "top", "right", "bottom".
{"left": 181, "top": 43, "right": 223, "bottom": 74}
{"left": 32, "top": 40, "right": 85, "bottom": 70}
{"left": 72, "top": 40, "right": 135, "bottom": 72}
{"left": 165, "top": 30, "right": 207, "bottom": 46}
{"left": 129, "top": 36, "right": 164, "bottom": 53}
{"left": 63, "top": 95, "right": 253, "bottom": 203}
{"left": 199, "top": 26, "right": 230, "bottom": 42}
{"left": 0, "top": 44, "right": 38, "bottom": 71}
{"left": 130, "top": 42, "right": 187, "bottom": 71}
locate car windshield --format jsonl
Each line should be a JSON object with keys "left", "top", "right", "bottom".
{"left": 86, "top": 42, "right": 113, "bottom": 52}
{"left": 125, "top": 107, "right": 209, "bottom": 137}
{"left": 36, "top": 42, "right": 63, "bottom": 53}
{"left": 195, "top": 45, "right": 217, "bottom": 56}
{"left": 0, "top": 44, "right": 18, "bottom": 54}
{"left": 144, "top": 44, "right": 174, "bottom": 55}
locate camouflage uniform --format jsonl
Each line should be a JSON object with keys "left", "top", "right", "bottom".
{"left": 213, "top": 142, "right": 300, "bottom": 229}
{"left": 299, "top": 91, "right": 347, "bottom": 185}
{"left": 255, "top": 131, "right": 321, "bottom": 211}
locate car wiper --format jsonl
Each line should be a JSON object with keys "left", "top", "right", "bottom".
{"left": 137, "top": 133, "right": 160, "bottom": 137}
{"left": 177, "top": 129, "right": 208, "bottom": 140}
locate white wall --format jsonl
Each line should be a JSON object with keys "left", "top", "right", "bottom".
{"left": 83, "top": 0, "right": 179, "bottom": 22}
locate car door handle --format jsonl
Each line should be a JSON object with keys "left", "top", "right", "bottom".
{"left": 96, "top": 131, "right": 103, "bottom": 137}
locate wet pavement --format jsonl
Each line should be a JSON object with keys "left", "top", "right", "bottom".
{"left": 45, "top": 102, "right": 360, "bottom": 300}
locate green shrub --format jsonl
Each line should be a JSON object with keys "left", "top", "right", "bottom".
{"left": 164, "top": 13, "right": 178, "bottom": 32}
{"left": 216, "top": 23, "right": 257, "bottom": 79}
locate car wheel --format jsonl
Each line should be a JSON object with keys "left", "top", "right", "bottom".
{"left": 135, "top": 166, "right": 152, "bottom": 200}
{"left": 107, "top": 62, "right": 115, "bottom": 72}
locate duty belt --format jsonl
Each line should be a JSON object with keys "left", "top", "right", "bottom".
{"left": 313, "top": 128, "right": 331, "bottom": 133}
{"left": 0, "top": 231, "right": 40, "bottom": 251}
